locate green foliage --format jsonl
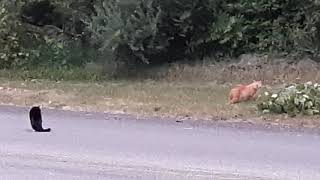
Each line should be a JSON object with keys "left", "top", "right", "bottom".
{"left": 258, "top": 82, "right": 320, "bottom": 117}
{"left": 3, "top": 0, "right": 320, "bottom": 77}
{"left": 208, "top": 0, "right": 320, "bottom": 56}
{"left": 87, "top": 0, "right": 220, "bottom": 64}
{"left": 0, "top": 66, "right": 104, "bottom": 81}
{"left": 84, "top": 0, "right": 124, "bottom": 52}
{"left": 86, "top": 0, "right": 164, "bottom": 64}
{"left": 291, "top": 5, "right": 320, "bottom": 59}
{"left": 157, "top": 0, "right": 218, "bottom": 60}
{"left": 86, "top": 0, "right": 320, "bottom": 64}
{"left": 0, "top": 0, "right": 92, "bottom": 69}
{"left": 0, "top": 2, "right": 29, "bottom": 68}
{"left": 205, "top": 12, "right": 244, "bottom": 56}
{"left": 25, "top": 37, "right": 95, "bottom": 68}
{"left": 119, "top": 0, "right": 163, "bottom": 63}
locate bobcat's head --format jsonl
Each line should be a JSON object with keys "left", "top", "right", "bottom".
{"left": 250, "top": 80, "right": 262, "bottom": 89}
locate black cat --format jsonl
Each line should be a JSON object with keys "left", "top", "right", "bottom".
{"left": 29, "top": 106, "right": 51, "bottom": 132}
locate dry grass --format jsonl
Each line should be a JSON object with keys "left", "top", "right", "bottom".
{"left": 136, "top": 55, "right": 320, "bottom": 86}
{"left": 0, "top": 54, "right": 320, "bottom": 128}
{"left": 0, "top": 79, "right": 258, "bottom": 119}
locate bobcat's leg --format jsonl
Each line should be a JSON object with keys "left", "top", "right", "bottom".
{"left": 250, "top": 91, "right": 259, "bottom": 100}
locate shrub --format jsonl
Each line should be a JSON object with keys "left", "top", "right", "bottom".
{"left": 24, "top": 35, "right": 95, "bottom": 68}
{"left": 291, "top": 5, "right": 320, "bottom": 59}
{"left": 0, "top": 0, "right": 94, "bottom": 70}
{"left": 86, "top": 0, "right": 220, "bottom": 64}
{"left": 3, "top": 0, "right": 320, "bottom": 75}
{"left": 85, "top": 0, "right": 320, "bottom": 65}
{"left": 210, "top": 0, "right": 320, "bottom": 56}
{"left": 257, "top": 82, "right": 320, "bottom": 117}
{"left": 0, "top": 2, "right": 29, "bottom": 69}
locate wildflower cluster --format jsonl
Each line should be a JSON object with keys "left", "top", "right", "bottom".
{"left": 257, "top": 82, "right": 320, "bottom": 116}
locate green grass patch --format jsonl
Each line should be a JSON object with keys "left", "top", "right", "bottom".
{"left": 0, "top": 66, "right": 108, "bottom": 82}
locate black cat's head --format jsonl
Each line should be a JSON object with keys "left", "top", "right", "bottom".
{"left": 30, "top": 106, "right": 41, "bottom": 114}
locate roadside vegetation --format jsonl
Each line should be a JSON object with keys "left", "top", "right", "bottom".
{"left": 1, "top": 0, "right": 320, "bottom": 127}
{"left": 258, "top": 82, "right": 320, "bottom": 116}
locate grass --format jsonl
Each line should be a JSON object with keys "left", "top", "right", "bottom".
{"left": 1, "top": 55, "right": 320, "bottom": 129}
{"left": 0, "top": 78, "right": 258, "bottom": 120}
{"left": 0, "top": 67, "right": 106, "bottom": 82}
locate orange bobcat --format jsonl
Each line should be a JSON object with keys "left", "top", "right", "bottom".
{"left": 228, "top": 80, "right": 262, "bottom": 104}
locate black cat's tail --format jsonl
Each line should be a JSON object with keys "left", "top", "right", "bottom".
{"left": 39, "top": 128, "right": 51, "bottom": 132}
{"left": 32, "top": 126, "right": 51, "bottom": 132}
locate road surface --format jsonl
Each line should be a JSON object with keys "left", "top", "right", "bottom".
{"left": 0, "top": 105, "right": 319, "bottom": 180}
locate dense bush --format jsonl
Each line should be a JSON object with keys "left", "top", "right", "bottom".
{"left": 2, "top": 0, "right": 320, "bottom": 73}
{"left": 86, "top": 0, "right": 222, "bottom": 64}
{"left": 0, "top": 2, "right": 29, "bottom": 68}
{"left": 258, "top": 82, "right": 320, "bottom": 117}
{"left": 86, "top": 0, "right": 320, "bottom": 65}
{"left": 218, "top": 0, "right": 317, "bottom": 55}
{"left": 0, "top": 0, "right": 96, "bottom": 69}
{"left": 23, "top": 36, "right": 97, "bottom": 68}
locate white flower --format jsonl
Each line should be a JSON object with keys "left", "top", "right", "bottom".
{"left": 264, "top": 92, "right": 270, "bottom": 96}
{"left": 314, "top": 83, "right": 319, "bottom": 88}
{"left": 303, "top": 94, "right": 309, "bottom": 99}
{"left": 306, "top": 81, "right": 313, "bottom": 85}
{"left": 271, "top": 94, "right": 278, "bottom": 98}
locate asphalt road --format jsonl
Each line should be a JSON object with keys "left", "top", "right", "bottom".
{"left": 0, "top": 105, "right": 319, "bottom": 180}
